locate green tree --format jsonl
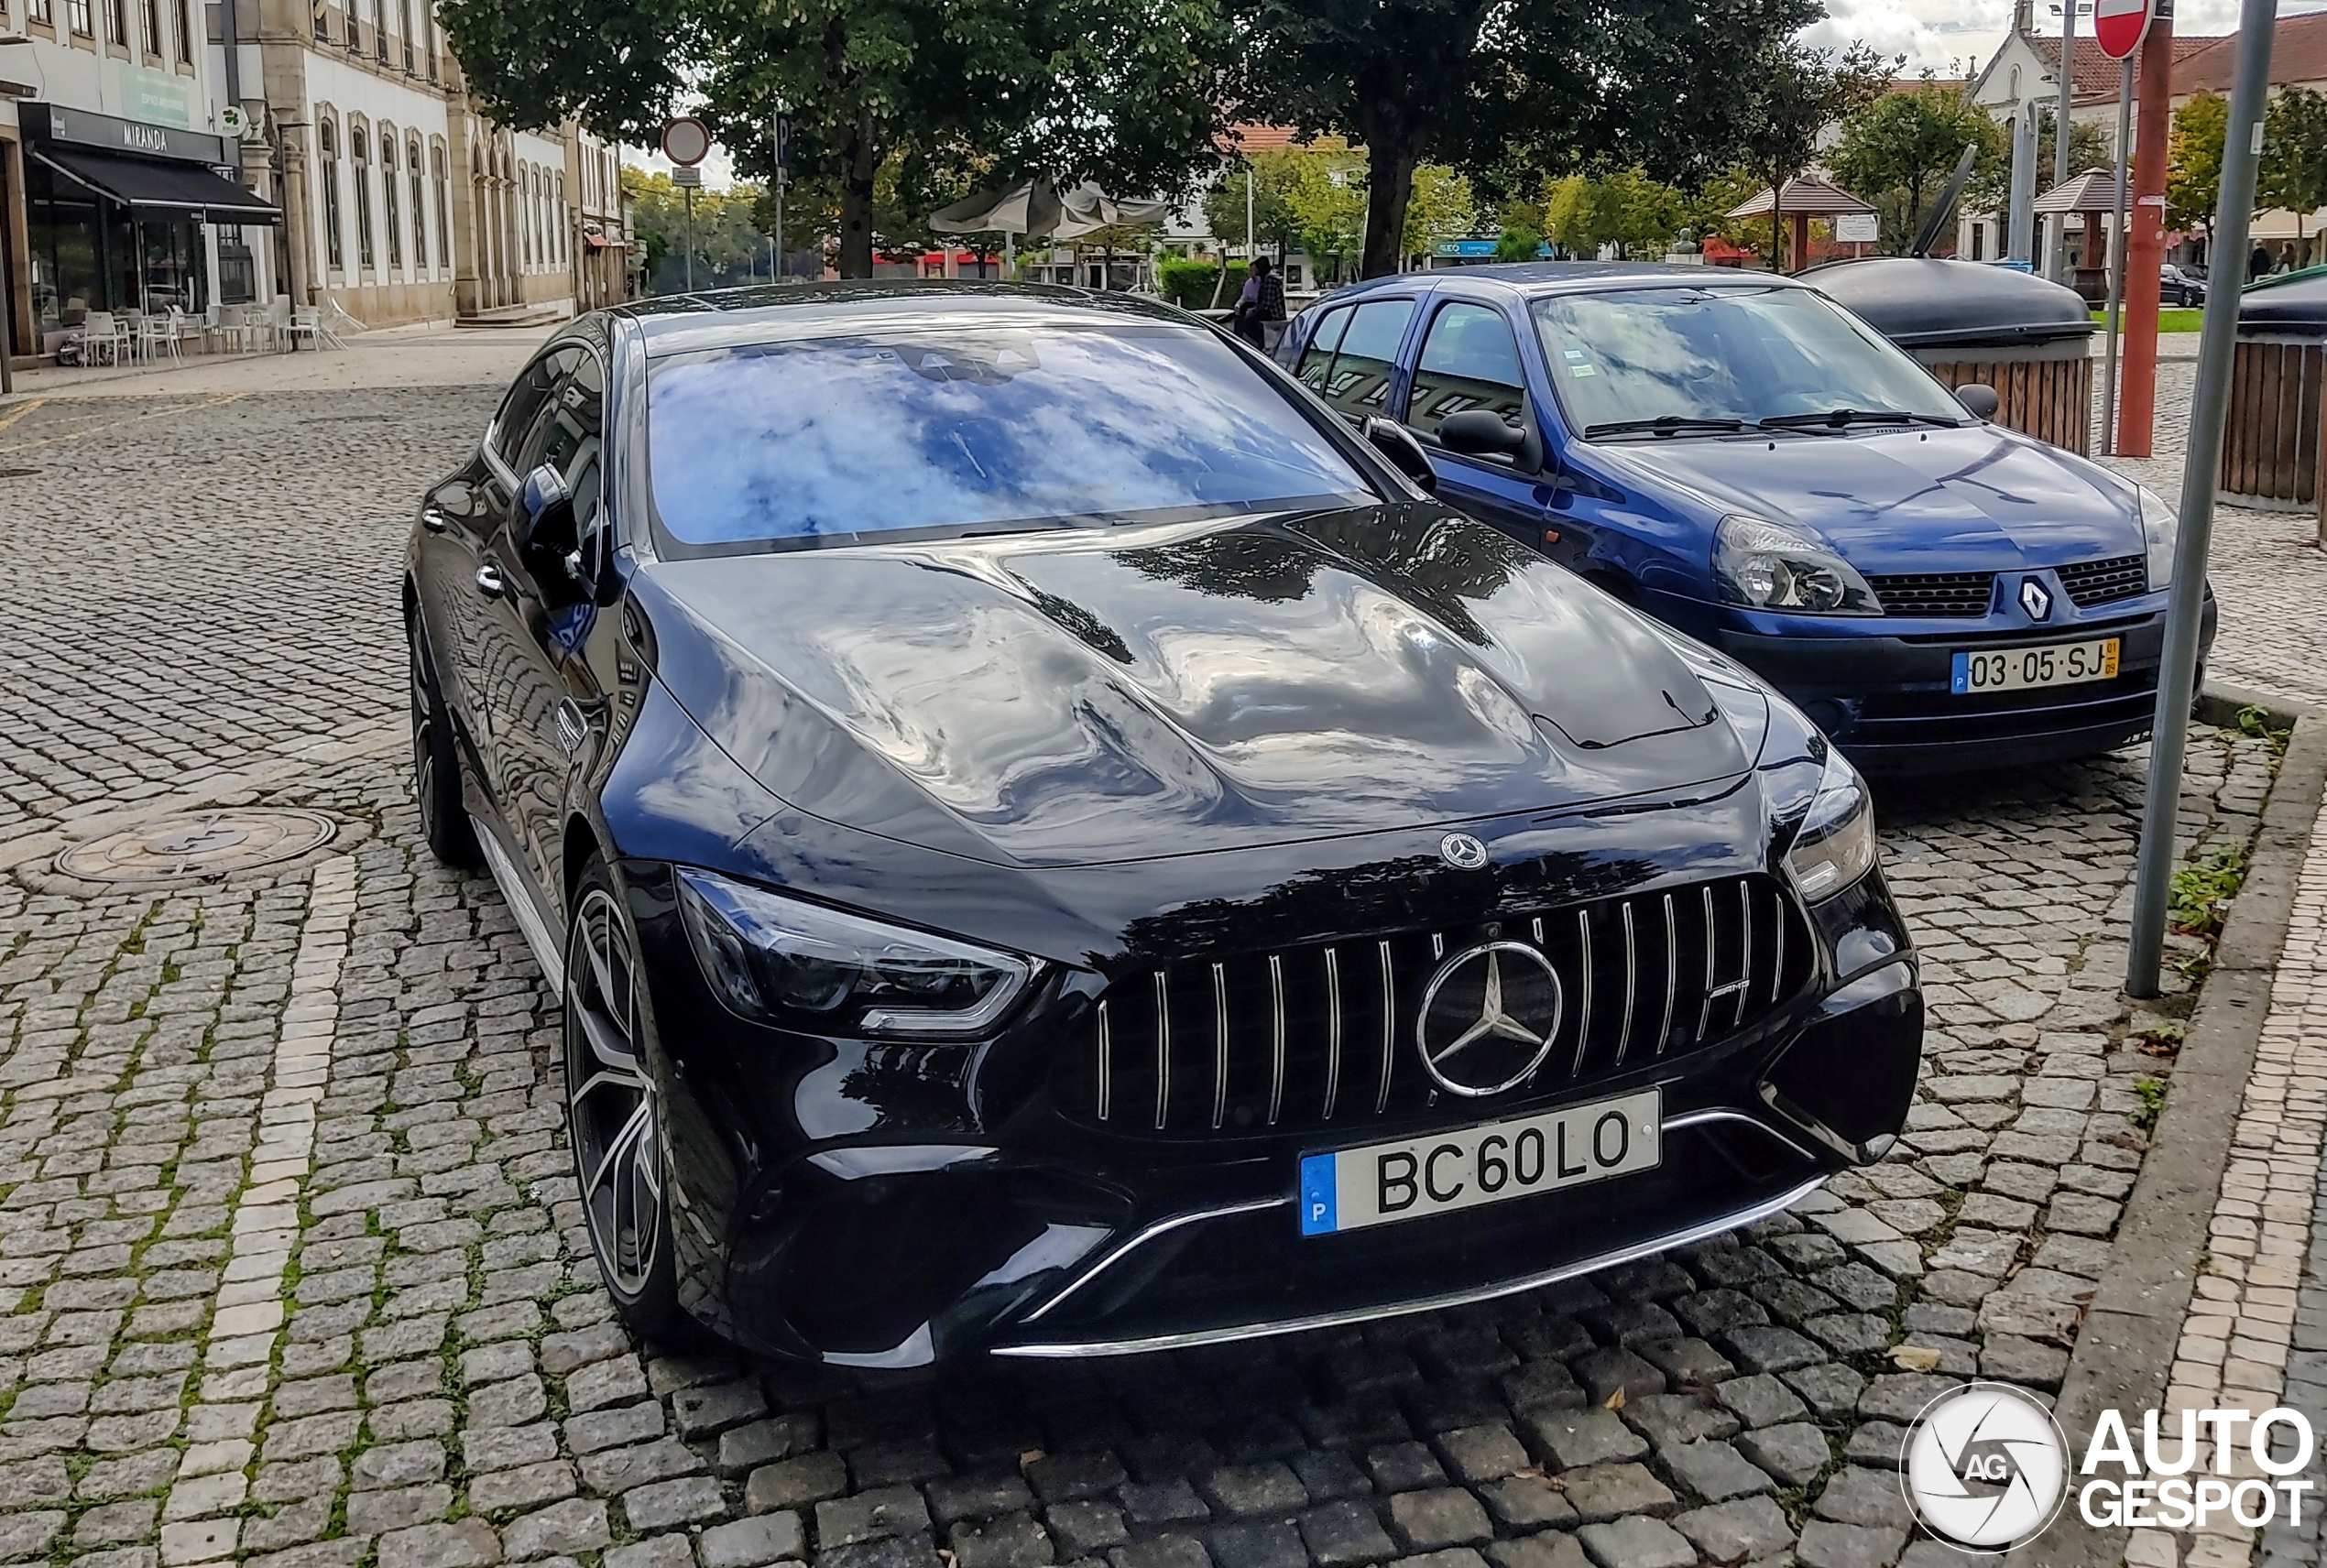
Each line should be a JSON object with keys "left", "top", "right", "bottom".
{"left": 1403, "top": 164, "right": 1478, "bottom": 262}
{"left": 442, "top": 0, "right": 1230, "bottom": 278}
{"left": 2168, "top": 91, "right": 2229, "bottom": 234}
{"left": 2261, "top": 86, "right": 2327, "bottom": 255}
{"left": 1233, "top": 0, "right": 1826, "bottom": 278}
{"left": 1201, "top": 147, "right": 1311, "bottom": 256}
{"left": 1281, "top": 154, "right": 1368, "bottom": 275}
{"left": 1829, "top": 76, "right": 2005, "bottom": 253}
{"left": 1732, "top": 40, "right": 1895, "bottom": 266}
{"left": 1542, "top": 169, "right": 1684, "bottom": 258}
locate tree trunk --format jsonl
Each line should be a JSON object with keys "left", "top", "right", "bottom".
{"left": 1359, "top": 134, "right": 1416, "bottom": 279}
{"left": 838, "top": 112, "right": 879, "bottom": 278}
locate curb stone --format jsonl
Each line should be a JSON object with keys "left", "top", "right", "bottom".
{"left": 2005, "top": 714, "right": 2327, "bottom": 1568}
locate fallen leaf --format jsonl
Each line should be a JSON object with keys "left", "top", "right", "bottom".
{"left": 1602, "top": 1387, "right": 1626, "bottom": 1411}
{"left": 1512, "top": 1465, "right": 1545, "bottom": 1480}
{"left": 1890, "top": 1345, "right": 1943, "bottom": 1372}
{"left": 1018, "top": 1450, "right": 1044, "bottom": 1471}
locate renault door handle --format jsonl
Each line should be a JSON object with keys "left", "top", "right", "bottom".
{"left": 475, "top": 563, "right": 508, "bottom": 598}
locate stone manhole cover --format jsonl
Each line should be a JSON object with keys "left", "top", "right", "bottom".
{"left": 57, "top": 809, "right": 336, "bottom": 883}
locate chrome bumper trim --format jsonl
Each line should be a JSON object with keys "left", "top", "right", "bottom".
{"left": 990, "top": 1171, "right": 1832, "bottom": 1360}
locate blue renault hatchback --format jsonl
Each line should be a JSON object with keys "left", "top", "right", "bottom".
{"left": 1275, "top": 263, "right": 2214, "bottom": 769}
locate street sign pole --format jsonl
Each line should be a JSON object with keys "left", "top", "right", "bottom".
{"left": 2127, "top": 0, "right": 2278, "bottom": 998}
{"left": 2119, "top": 0, "right": 2174, "bottom": 455}
{"left": 2046, "top": 0, "right": 2080, "bottom": 281}
{"left": 683, "top": 184, "right": 695, "bottom": 292}
{"left": 2101, "top": 57, "right": 2135, "bottom": 453}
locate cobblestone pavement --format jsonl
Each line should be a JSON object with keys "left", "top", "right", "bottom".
{"left": 0, "top": 378, "right": 2292, "bottom": 1568}
{"left": 2097, "top": 355, "right": 2327, "bottom": 715}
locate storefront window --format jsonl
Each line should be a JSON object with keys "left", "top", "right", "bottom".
{"left": 22, "top": 156, "right": 210, "bottom": 336}
{"left": 319, "top": 117, "right": 344, "bottom": 270}
{"left": 353, "top": 125, "right": 375, "bottom": 271}
{"left": 381, "top": 128, "right": 402, "bottom": 270}
{"left": 219, "top": 229, "right": 257, "bottom": 303}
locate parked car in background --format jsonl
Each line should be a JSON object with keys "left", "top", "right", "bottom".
{"left": 406, "top": 282, "right": 1924, "bottom": 1366}
{"left": 1278, "top": 263, "right": 2213, "bottom": 770}
{"left": 2163, "top": 264, "right": 2208, "bottom": 307}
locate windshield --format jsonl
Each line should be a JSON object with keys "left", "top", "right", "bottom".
{"left": 1529, "top": 286, "right": 1966, "bottom": 436}
{"left": 646, "top": 324, "right": 1376, "bottom": 552}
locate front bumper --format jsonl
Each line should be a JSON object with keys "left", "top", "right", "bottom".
{"left": 1701, "top": 593, "right": 2218, "bottom": 771}
{"left": 629, "top": 859, "right": 1923, "bottom": 1367}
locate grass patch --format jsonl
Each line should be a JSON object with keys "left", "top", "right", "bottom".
{"left": 2238, "top": 703, "right": 2294, "bottom": 756}
{"left": 2170, "top": 848, "right": 2250, "bottom": 937}
{"left": 2092, "top": 308, "right": 2205, "bottom": 332}
{"left": 2133, "top": 1075, "right": 2168, "bottom": 1133}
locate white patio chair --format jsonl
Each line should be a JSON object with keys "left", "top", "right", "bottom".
{"left": 76, "top": 311, "right": 121, "bottom": 366}
{"left": 117, "top": 310, "right": 147, "bottom": 364}
{"left": 280, "top": 308, "right": 323, "bottom": 354}
{"left": 138, "top": 312, "right": 178, "bottom": 365}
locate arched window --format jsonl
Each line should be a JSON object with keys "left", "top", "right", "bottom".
{"left": 352, "top": 123, "right": 375, "bottom": 270}
{"left": 410, "top": 136, "right": 427, "bottom": 273}
{"left": 380, "top": 126, "right": 402, "bottom": 270}
{"left": 557, "top": 172, "right": 569, "bottom": 263}
{"left": 432, "top": 141, "right": 452, "bottom": 269}
{"left": 319, "top": 116, "right": 344, "bottom": 271}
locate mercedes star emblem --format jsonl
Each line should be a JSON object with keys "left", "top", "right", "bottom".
{"left": 2018, "top": 577, "right": 2053, "bottom": 622}
{"left": 1415, "top": 942, "right": 1563, "bottom": 1096}
{"left": 1439, "top": 833, "right": 1490, "bottom": 870}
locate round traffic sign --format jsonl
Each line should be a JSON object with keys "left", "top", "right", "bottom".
{"left": 661, "top": 116, "right": 712, "bottom": 167}
{"left": 2093, "top": 0, "right": 2154, "bottom": 60}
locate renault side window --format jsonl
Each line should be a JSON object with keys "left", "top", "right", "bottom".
{"left": 1317, "top": 299, "right": 1414, "bottom": 421}
{"left": 1295, "top": 306, "right": 1351, "bottom": 394}
{"left": 1407, "top": 303, "right": 1527, "bottom": 437}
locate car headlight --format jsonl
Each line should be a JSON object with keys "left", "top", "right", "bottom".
{"left": 675, "top": 867, "right": 1034, "bottom": 1037}
{"left": 1784, "top": 746, "right": 1878, "bottom": 902}
{"left": 1713, "top": 515, "right": 1881, "bottom": 615}
{"left": 2138, "top": 485, "right": 2179, "bottom": 591}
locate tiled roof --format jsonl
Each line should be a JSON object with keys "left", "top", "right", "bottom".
{"left": 1218, "top": 125, "right": 1357, "bottom": 156}
{"left": 1730, "top": 173, "right": 1878, "bottom": 217}
{"left": 2175, "top": 12, "right": 2327, "bottom": 94}
{"left": 2030, "top": 32, "right": 2221, "bottom": 101}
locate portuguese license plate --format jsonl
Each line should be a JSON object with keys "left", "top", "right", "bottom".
{"left": 1298, "top": 1089, "right": 1660, "bottom": 1236}
{"left": 1950, "top": 637, "right": 2120, "bottom": 695}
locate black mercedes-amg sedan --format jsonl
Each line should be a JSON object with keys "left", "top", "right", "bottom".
{"left": 404, "top": 283, "right": 1923, "bottom": 1367}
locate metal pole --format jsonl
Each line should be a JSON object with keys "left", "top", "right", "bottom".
{"left": 2009, "top": 102, "right": 2041, "bottom": 264}
{"left": 775, "top": 170, "right": 785, "bottom": 283}
{"left": 2047, "top": 0, "right": 2079, "bottom": 280}
{"left": 683, "top": 184, "right": 695, "bottom": 291}
{"left": 2119, "top": 0, "right": 2175, "bottom": 455}
{"left": 2102, "top": 57, "right": 2134, "bottom": 453}
{"left": 2127, "top": 0, "right": 2277, "bottom": 997}
{"left": 1246, "top": 168, "right": 1255, "bottom": 264}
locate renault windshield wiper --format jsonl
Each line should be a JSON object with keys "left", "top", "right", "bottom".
{"left": 1583, "top": 415, "right": 1747, "bottom": 439}
{"left": 1757, "top": 407, "right": 1960, "bottom": 430}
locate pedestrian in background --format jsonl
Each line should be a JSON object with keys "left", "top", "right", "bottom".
{"left": 1234, "top": 256, "right": 1285, "bottom": 350}
{"left": 2253, "top": 241, "right": 2274, "bottom": 284}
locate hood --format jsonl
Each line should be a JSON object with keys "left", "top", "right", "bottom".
{"left": 635, "top": 506, "right": 1748, "bottom": 869}
{"left": 1590, "top": 424, "right": 2145, "bottom": 572}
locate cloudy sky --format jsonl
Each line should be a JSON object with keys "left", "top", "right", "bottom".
{"left": 1802, "top": 0, "right": 2327, "bottom": 79}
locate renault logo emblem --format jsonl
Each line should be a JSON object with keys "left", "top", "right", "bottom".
{"left": 2018, "top": 577, "right": 2053, "bottom": 622}
{"left": 1438, "top": 833, "right": 1490, "bottom": 870}
{"left": 1415, "top": 942, "right": 1562, "bottom": 1096}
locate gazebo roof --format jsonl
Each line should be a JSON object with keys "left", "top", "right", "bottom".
{"left": 2034, "top": 169, "right": 2125, "bottom": 214}
{"left": 1729, "top": 174, "right": 1876, "bottom": 219}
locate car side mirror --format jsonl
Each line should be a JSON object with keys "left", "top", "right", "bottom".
{"left": 1955, "top": 383, "right": 2001, "bottom": 420}
{"left": 517, "top": 463, "right": 584, "bottom": 595}
{"left": 1439, "top": 408, "right": 1529, "bottom": 458}
{"left": 1363, "top": 417, "right": 1438, "bottom": 495}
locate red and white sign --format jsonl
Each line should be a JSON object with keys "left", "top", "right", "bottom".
{"left": 661, "top": 116, "right": 712, "bottom": 167}
{"left": 2094, "top": 0, "right": 2155, "bottom": 59}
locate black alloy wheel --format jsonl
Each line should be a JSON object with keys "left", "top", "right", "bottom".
{"left": 409, "top": 619, "right": 480, "bottom": 868}
{"left": 563, "top": 862, "right": 687, "bottom": 1337}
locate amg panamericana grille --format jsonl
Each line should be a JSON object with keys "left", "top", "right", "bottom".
{"left": 1058, "top": 875, "right": 1814, "bottom": 1139}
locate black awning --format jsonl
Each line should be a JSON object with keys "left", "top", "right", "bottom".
{"left": 31, "top": 144, "right": 281, "bottom": 224}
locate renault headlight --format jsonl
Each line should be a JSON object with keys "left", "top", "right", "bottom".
{"left": 1784, "top": 746, "right": 1878, "bottom": 901}
{"left": 2138, "top": 485, "right": 2179, "bottom": 591}
{"left": 1714, "top": 515, "right": 1881, "bottom": 615}
{"left": 676, "top": 868, "right": 1034, "bottom": 1037}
